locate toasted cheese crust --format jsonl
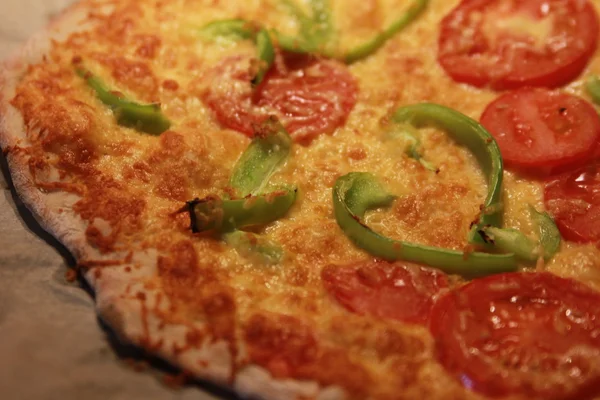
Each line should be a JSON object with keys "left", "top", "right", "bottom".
{"left": 3, "top": 1, "right": 600, "bottom": 400}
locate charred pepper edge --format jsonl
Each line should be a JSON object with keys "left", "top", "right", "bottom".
{"left": 188, "top": 188, "right": 298, "bottom": 233}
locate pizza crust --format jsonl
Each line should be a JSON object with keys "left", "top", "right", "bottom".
{"left": 0, "top": 2, "right": 344, "bottom": 399}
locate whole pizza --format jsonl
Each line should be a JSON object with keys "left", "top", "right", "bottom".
{"left": 2, "top": 0, "right": 600, "bottom": 399}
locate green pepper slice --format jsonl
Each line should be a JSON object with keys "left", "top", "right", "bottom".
{"left": 252, "top": 29, "right": 276, "bottom": 86}
{"left": 586, "top": 75, "right": 600, "bottom": 105}
{"left": 197, "top": 20, "right": 274, "bottom": 86}
{"left": 197, "top": 18, "right": 257, "bottom": 41}
{"left": 529, "top": 205, "right": 561, "bottom": 260}
{"left": 278, "top": 0, "right": 334, "bottom": 52}
{"left": 76, "top": 68, "right": 171, "bottom": 135}
{"left": 223, "top": 230, "right": 285, "bottom": 264}
{"left": 477, "top": 206, "right": 561, "bottom": 262}
{"left": 188, "top": 188, "right": 297, "bottom": 233}
{"left": 333, "top": 172, "right": 517, "bottom": 277}
{"left": 229, "top": 117, "right": 292, "bottom": 197}
{"left": 344, "top": 0, "right": 429, "bottom": 63}
{"left": 391, "top": 103, "right": 503, "bottom": 235}
{"left": 385, "top": 123, "right": 437, "bottom": 172}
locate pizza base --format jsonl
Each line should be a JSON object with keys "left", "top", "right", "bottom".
{"left": 0, "top": 3, "right": 344, "bottom": 400}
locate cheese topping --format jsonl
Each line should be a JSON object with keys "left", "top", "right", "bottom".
{"left": 7, "top": 0, "right": 600, "bottom": 399}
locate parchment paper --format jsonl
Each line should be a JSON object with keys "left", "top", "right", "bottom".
{"left": 0, "top": 2, "right": 231, "bottom": 399}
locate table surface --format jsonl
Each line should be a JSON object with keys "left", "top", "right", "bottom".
{"left": 0, "top": 1, "right": 224, "bottom": 399}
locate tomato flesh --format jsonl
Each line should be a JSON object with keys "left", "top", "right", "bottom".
{"left": 480, "top": 88, "right": 600, "bottom": 175}
{"left": 438, "top": 0, "right": 599, "bottom": 89}
{"left": 545, "top": 162, "right": 600, "bottom": 244}
{"left": 322, "top": 260, "right": 448, "bottom": 325}
{"left": 203, "top": 55, "right": 357, "bottom": 144}
{"left": 430, "top": 272, "right": 600, "bottom": 399}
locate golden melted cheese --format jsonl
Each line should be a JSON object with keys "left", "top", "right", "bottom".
{"left": 9, "top": 0, "right": 600, "bottom": 399}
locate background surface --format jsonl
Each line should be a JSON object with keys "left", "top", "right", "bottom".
{"left": 0, "top": 1, "right": 224, "bottom": 399}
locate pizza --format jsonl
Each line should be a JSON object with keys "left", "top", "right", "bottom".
{"left": 2, "top": 0, "right": 600, "bottom": 399}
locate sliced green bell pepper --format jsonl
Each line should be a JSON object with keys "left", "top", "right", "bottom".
{"left": 188, "top": 188, "right": 297, "bottom": 233}
{"left": 252, "top": 29, "right": 276, "bottom": 86}
{"left": 229, "top": 117, "right": 292, "bottom": 197}
{"left": 344, "top": 0, "right": 429, "bottom": 63}
{"left": 477, "top": 206, "right": 561, "bottom": 262}
{"left": 333, "top": 172, "right": 517, "bottom": 277}
{"left": 391, "top": 103, "right": 503, "bottom": 233}
{"left": 223, "top": 230, "right": 284, "bottom": 264}
{"left": 197, "top": 20, "right": 274, "bottom": 86}
{"left": 385, "top": 123, "right": 437, "bottom": 172}
{"left": 197, "top": 18, "right": 257, "bottom": 41}
{"left": 586, "top": 75, "right": 600, "bottom": 105}
{"left": 529, "top": 205, "right": 561, "bottom": 260}
{"left": 278, "top": 0, "right": 334, "bottom": 52}
{"left": 76, "top": 68, "right": 171, "bottom": 135}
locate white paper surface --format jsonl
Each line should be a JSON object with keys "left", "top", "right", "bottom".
{"left": 0, "top": 1, "right": 226, "bottom": 399}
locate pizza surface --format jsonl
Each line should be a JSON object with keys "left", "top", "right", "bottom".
{"left": 2, "top": 0, "right": 600, "bottom": 399}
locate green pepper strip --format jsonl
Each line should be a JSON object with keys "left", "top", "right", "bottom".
{"left": 188, "top": 189, "right": 297, "bottom": 233}
{"left": 223, "top": 230, "right": 284, "bottom": 264}
{"left": 252, "top": 29, "right": 276, "bottom": 86}
{"left": 391, "top": 103, "right": 503, "bottom": 233}
{"left": 306, "top": 0, "right": 334, "bottom": 48}
{"left": 197, "top": 20, "right": 274, "bottom": 86}
{"left": 229, "top": 117, "right": 292, "bottom": 197}
{"left": 276, "top": 0, "right": 336, "bottom": 55}
{"left": 197, "top": 18, "right": 256, "bottom": 41}
{"left": 478, "top": 206, "right": 561, "bottom": 262}
{"left": 586, "top": 75, "right": 600, "bottom": 105}
{"left": 529, "top": 206, "right": 561, "bottom": 260}
{"left": 477, "top": 226, "right": 539, "bottom": 262}
{"left": 386, "top": 123, "right": 437, "bottom": 172}
{"left": 187, "top": 119, "right": 295, "bottom": 262}
{"left": 76, "top": 68, "right": 171, "bottom": 135}
{"left": 333, "top": 173, "right": 517, "bottom": 277}
{"left": 344, "top": 0, "right": 428, "bottom": 63}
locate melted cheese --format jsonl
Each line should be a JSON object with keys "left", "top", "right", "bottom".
{"left": 9, "top": 0, "right": 600, "bottom": 399}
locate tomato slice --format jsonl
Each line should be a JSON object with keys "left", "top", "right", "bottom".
{"left": 544, "top": 162, "right": 600, "bottom": 244}
{"left": 322, "top": 260, "right": 448, "bottom": 325}
{"left": 430, "top": 272, "right": 600, "bottom": 399}
{"left": 202, "top": 55, "right": 357, "bottom": 144}
{"left": 480, "top": 88, "right": 600, "bottom": 175}
{"left": 438, "top": 0, "right": 599, "bottom": 89}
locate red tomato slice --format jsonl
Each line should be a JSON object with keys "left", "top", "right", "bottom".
{"left": 322, "top": 260, "right": 448, "bottom": 325}
{"left": 438, "top": 0, "right": 599, "bottom": 89}
{"left": 430, "top": 272, "right": 600, "bottom": 400}
{"left": 480, "top": 88, "right": 600, "bottom": 175}
{"left": 202, "top": 55, "right": 357, "bottom": 144}
{"left": 545, "top": 162, "right": 600, "bottom": 244}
